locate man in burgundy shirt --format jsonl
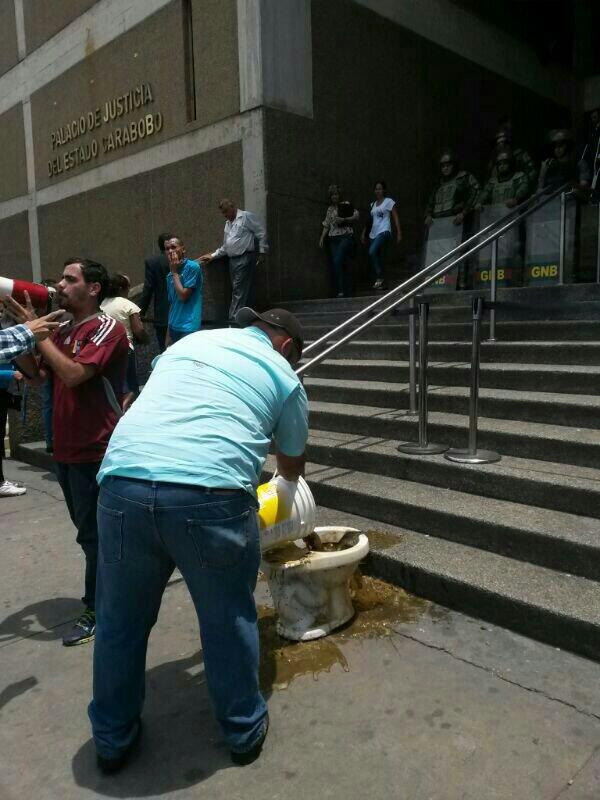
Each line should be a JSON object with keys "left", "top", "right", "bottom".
{"left": 15, "top": 258, "right": 129, "bottom": 646}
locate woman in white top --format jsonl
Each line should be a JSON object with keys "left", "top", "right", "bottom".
{"left": 100, "top": 273, "right": 148, "bottom": 411}
{"left": 361, "top": 180, "right": 402, "bottom": 290}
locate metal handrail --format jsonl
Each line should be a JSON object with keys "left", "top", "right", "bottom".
{"left": 297, "top": 182, "right": 570, "bottom": 377}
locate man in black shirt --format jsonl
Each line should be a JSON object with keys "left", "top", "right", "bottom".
{"left": 139, "top": 233, "right": 172, "bottom": 353}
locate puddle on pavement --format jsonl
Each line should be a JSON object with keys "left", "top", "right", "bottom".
{"left": 258, "top": 606, "right": 349, "bottom": 691}
{"left": 259, "top": 571, "right": 445, "bottom": 692}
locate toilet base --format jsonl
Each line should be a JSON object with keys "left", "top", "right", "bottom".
{"left": 275, "top": 610, "right": 355, "bottom": 642}
{"left": 261, "top": 526, "right": 370, "bottom": 642}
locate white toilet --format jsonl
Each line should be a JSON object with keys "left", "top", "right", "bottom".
{"left": 261, "top": 526, "right": 370, "bottom": 641}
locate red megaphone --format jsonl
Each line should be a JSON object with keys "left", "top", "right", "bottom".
{"left": 0, "top": 277, "right": 53, "bottom": 308}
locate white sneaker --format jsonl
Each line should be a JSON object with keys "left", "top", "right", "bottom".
{"left": 0, "top": 480, "right": 27, "bottom": 497}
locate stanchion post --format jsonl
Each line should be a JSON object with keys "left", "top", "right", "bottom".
{"left": 445, "top": 297, "right": 500, "bottom": 464}
{"left": 398, "top": 301, "right": 447, "bottom": 455}
{"left": 596, "top": 201, "right": 600, "bottom": 285}
{"left": 487, "top": 238, "right": 498, "bottom": 343}
{"left": 559, "top": 191, "right": 566, "bottom": 285}
{"left": 407, "top": 295, "right": 418, "bottom": 415}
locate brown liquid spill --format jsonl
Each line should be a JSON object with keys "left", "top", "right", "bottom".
{"left": 258, "top": 606, "right": 349, "bottom": 691}
{"left": 258, "top": 571, "right": 445, "bottom": 692}
{"left": 365, "top": 529, "right": 403, "bottom": 550}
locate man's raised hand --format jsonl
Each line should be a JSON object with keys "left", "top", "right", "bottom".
{"left": 25, "top": 311, "right": 65, "bottom": 343}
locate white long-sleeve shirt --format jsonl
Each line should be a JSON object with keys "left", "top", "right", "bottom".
{"left": 211, "top": 209, "right": 269, "bottom": 259}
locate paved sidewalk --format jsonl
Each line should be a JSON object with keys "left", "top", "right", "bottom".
{"left": 1, "top": 458, "right": 600, "bottom": 800}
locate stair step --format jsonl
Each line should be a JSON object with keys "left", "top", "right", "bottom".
{"left": 308, "top": 400, "right": 600, "bottom": 467}
{"left": 307, "top": 504, "right": 600, "bottom": 663}
{"left": 304, "top": 377, "right": 600, "bottom": 429}
{"left": 304, "top": 340, "right": 600, "bottom": 366}
{"left": 295, "top": 301, "right": 600, "bottom": 326}
{"left": 283, "top": 283, "right": 600, "bottom": 314}
{"left": 306, "top": 429, "right": 600, "bottom": 518}
{"left": 284, "top": 458, "right": 600, "bottom": 580}
{"left": 303, "top": 319, "right": 600, "bottom": 343}
{"left": 308, "top": 358, "right": 600, "bottom": 395}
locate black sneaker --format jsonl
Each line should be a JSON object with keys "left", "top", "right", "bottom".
{"left": 97, "top": 720, "right": 142, "bottom": 775}
{"left": 230, "top": 715, "right": 269, "bottom": 766}
{"left": 62, "top": 609, "right": 96, "bottom": 647}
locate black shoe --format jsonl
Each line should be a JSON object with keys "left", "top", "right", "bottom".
{"left": 230, "top": 715, "right": 269, "bottom": 766}
{"left": 97, "top": 721, "right": 142, "bottom": 775}
{"left": 62, "top": 609, "right": 96, "bottom": 647}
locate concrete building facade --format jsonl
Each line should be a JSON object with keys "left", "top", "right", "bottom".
{"left": 0, "top": 0, "right": 592, "bottom": 316}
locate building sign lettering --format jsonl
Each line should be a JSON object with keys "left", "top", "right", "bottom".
{"left": 47, "top": 82, "right": 164, "bottom": 178}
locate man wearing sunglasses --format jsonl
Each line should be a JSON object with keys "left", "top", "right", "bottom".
{"left": 538, "top": 129, "right": 590, "bottom": 193}
{"left": 477, "top": 149, "right": 530, "bottom": 210}
{"left": 424, "top": 149, "right": 480, "bottom": 229}
{"left": 88, "top": 306, "right": 307, "bottom": 774}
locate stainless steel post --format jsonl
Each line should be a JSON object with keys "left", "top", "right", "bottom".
{"left": 559, "top": 191, "right": 566, "bottom": 285}
{"left": 398, "top": 301, "right": 447, "bottom": 455}
{"left": 407, "top": 295, "right": 418, "bottom": 415}
{"left": 445, "top": 297, "right": 501, "bottom": 464}
{"left": 487, "top": 238, "right": 498, "bottom": 343}
{"left": 596, "top": 201, "right": 600, "bottom": 284}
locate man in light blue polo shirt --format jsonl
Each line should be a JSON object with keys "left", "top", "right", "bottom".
{"left": 165, "top": 236, "right": 203, "bottom": 344}
{"left": 89, "top": 307, "right": 308, "bottom": 774}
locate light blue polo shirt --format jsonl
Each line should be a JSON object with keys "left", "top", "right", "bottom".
{"left": 167, "top": 259, "right": 203, "bottom": 333}
{"left": 97, "top": 326, "right": 308, "bottom": 495}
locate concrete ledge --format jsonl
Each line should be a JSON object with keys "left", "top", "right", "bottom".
{"left": 13, "top": 440, "right": 54, "bottom": 473}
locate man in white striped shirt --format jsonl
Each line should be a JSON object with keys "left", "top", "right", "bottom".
{"left": 199, "top": 199, "right": 269, "bottom": 322}
{"left": 14, "top": 259, "right": 129, "bottom": 646}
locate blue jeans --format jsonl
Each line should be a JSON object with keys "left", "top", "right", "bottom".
{"left": 329, "top": 234, "right": 354, "bottom": 295}
{"left": 368, "top": 230, "right": 391, "bottom": 279}
{"left": 88, "top": 476, "right": 267, "bottom": 759}
{"left": 54, "top": 461, "right": 101, "bottom": 611}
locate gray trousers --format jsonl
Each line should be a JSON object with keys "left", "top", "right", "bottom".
{"left": 228, "top": 251, "right": 256, "bottom": 321}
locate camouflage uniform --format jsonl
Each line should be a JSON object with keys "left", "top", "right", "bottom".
{"left": 425, "top": 171, "right": 480, "bottom": 219}
{"left": 479, "top": 171, "right": 530, "bottom": 207}
{"left": 489, "top": 148, "right": 536, "bottom": 194}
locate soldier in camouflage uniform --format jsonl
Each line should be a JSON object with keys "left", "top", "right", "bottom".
{"left": 424, "top": 150, "right": 480, "bottom": 228}
{"left": 538, "top": 129, "right": 591, "bottom": 193}
{"left": 478, "top": 149, "right": 530, "bottom": 209}
{"left": 487, "top": 126, "right": 537, "bottom": 195}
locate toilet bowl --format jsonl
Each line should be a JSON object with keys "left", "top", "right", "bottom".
{"left": 261, "top": 526, "right": 369, "bottom": 641}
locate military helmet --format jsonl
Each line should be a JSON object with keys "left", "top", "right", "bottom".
{"left": 549, "top": 129, "right": 572, "bottom": 144}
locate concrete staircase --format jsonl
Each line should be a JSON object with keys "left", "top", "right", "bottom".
{"left": 279, "top": 284, "right": 600, "bottom": 662}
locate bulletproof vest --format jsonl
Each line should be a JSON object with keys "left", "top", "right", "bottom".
{"left": 541, "top": 158, "right": 577, "bottom": 190}
{"left": 432, "top": 172, "right": 465, "bottom": 217}
{"left": 487, "top": 172, "right": 526, "bottom": 205}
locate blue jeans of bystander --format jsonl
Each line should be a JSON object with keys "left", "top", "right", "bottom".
{"left": 88, "top": 475, "right": 267, "bottom": 760}
{"left": 368, "top": 230, "right": 391, "bottom": 279}
{"left": 328, "top": 234, "right": 354, "bottom": 295}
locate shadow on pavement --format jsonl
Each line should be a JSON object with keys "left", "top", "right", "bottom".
{"left": 0, "top": 676, "right": 38, "bottom": 712}
{"left": 72, "top": 652, "right": 234, "bottom": 796}
{"left": 0, "top": 597, "right": 82, "bottom": 644}
{"left": 12, "top": 462, "right": 58, "bottom": 482}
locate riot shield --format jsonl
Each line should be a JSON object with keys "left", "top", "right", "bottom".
{"left": 423, "top": 217, "right": 462, "bottom": 293}
{"left": 524, "top": 194, "right": 576, "bottom": 286}
{"left": 475, "top": 205, "right": 522, "bottom": 288}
